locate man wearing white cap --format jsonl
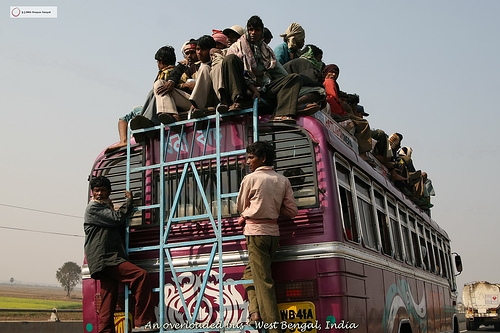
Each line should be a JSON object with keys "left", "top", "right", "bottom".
{"left": 223, "top": 25, "right": 244, "bottom": 46}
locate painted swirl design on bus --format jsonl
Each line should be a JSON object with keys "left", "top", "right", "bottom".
{"left": 162, "top": 270, "right": 248, "bottom": 325}
{"left": 382, "top": 279, "right": 427, "bottom": 333}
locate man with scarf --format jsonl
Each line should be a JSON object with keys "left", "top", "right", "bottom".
{"left": 274, "top": 22, "right": 305, "bottom": 65}
{"left": 220, "top": 15, "right": 304, "bottom": 123}
{"left": 84, "top": 176, "right": 157, "bottom": 332}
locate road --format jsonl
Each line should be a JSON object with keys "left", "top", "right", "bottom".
{"left": 462, "top": 325, "right": 498, "bottom": 332}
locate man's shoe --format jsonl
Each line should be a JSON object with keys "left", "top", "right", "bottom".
{"left": 216, "top": 103, "right": 229, "bottom": 114}
{"left": 130, "top": 115, "right": 154, "bottom": 143}
{"left": 157, "top": 113, "right": 176, "bottom": 125}
{"left": 189, "top": 108, "right": 206, "bottom": 119}
{"left": 296, "top": 102, "right": 321, "bottom": 116}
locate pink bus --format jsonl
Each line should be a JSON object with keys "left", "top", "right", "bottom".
{"left": 82, "top": 108, "right": 463, "bottom": 333}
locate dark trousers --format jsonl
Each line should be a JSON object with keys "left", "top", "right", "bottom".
{"left": 221, "top": 54, "right": 247, "bottom": 102}
{"left": 222, "top": 54, "right": 301, "bottom": 117}
{"left": 261, "top": 73, "right": 301, "bottom": 117}
{"left": 99, "top": 261, "right": 155, "bottom": 333}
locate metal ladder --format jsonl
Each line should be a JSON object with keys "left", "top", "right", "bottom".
{"left": 124, "top": 101, "right": 259, "bottom": 332}
{"left": 468, "top": 284, "right": 477, "bottom": 317}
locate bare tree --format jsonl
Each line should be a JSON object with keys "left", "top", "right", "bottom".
{"left": 56, "top": 262, "right": 81, "bottom": 297}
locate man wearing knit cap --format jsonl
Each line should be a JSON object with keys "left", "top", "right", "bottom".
{"left": 274, "top": 23, "right": 305, "bottom": 65}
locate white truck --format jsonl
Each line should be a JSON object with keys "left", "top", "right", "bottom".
{"left": 463, "top": 281, "right": 500, "bottom": 330}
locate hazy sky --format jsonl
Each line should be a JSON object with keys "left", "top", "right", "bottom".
{"left": 1, "top": 1, "right": 499, "bottom": 295}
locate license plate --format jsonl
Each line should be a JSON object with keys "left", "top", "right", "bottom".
{"left": 278, "top": 301, "right": 318, "bottom": 333}
{"left": 114, "top": 312, "right": 133, "bottom": 333}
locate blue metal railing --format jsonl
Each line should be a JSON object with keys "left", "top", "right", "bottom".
{"left": 125, "top": 100, "right": 259, "bottom": 332}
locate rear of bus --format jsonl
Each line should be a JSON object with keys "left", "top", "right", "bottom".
{"left": 82, "top": 112, "right": 459, "bottom": 333}
{"left": 81, "top": 113, "right": 327, "bottom": 331}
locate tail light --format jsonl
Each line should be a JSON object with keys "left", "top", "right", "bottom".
{"left": 276, "top": 280, "right": 317, "bottom": 302}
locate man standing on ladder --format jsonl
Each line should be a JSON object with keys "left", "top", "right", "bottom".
{"left": 84, "top": 176, "right": 158, "bottom": 333}
{"left": 237, "top": 141, "right": 298, "bottom": 332}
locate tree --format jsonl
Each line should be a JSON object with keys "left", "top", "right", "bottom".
{"left": 9, "top": 277, "right": 14, "bottom": 285}
{"left": 56, "top": 261, "right": 81, "bottom": 297}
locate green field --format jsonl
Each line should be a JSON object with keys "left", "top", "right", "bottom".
{"left": 0, "top": 296, "right": 81, "bottom": 310}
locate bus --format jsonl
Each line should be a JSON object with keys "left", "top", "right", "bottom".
{"left": 82, "top": 105, "right": 463, "bottom": 333}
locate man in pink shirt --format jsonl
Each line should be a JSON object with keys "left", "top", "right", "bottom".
{"left": 237, "top": 141, "right": 298, "bottom": 332}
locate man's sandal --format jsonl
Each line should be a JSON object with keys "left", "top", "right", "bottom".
{"left": 269, "top": 116, "right": 296, "bottom": 124}
{"left": 296, "top": 102, "right": 321, "bottom": 116}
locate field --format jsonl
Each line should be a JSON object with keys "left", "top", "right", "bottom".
{"left": 0, "top": 284, "right": 82, "bottom": 321}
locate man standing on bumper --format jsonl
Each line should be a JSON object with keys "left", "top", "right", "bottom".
{"left": 237, "top": 141, "right": 298, "bottom": 332}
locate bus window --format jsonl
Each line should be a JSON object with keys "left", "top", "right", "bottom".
{"left": 93, "top": 146, "right": 145, "bottom": 226}
{"left": 417, "top": 224, "right": 430, "bottom": 271}
{"left": 398, "top": 209, "right": 413, "bottom": 265}
{"left": 432, "top": 234, "right": 441, "bottom": 276}
{"left": 425, "top": 228, "right": 436, "bottom": 273}
{"left": 374, "top": 190, "right": 392, "bottom": 256}
{"left": 409, "top": 215, "right": 423, "bottom": 268}
{"left": 335, "top": 162, "right": 359, "bottom": 242}
{"left": 445, "top": 244, "right": 458, "bottom": 290}
{"left": 412, "top": 232, "right": 423, "bottom": 269}
{"left": 260, "top": 127, "right": 318, "bottom": 208}
{"left": 438, "top": 239, "right": 448, "bottom": 278}
{"left": 154, "top": 155, "right": 245, "bottom": 223}
{"left": 152, "top": 126, "right": 319, "bottom": 224}
{"left": 354, "top": 175, "right": 378, "bottom": 250}
{"left": 387, "top": 201, "right": 403, "bottom": 261}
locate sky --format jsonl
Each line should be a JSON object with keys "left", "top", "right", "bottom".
{"left": 0, "top": 0, "right": 499, "bottom": 296}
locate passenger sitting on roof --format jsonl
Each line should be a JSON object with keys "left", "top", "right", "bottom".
{"left": 187, "top": 35, "right": 219, "bottom": 119}
{"left": 168, "top": 39, "right": 199, "bottom": 94}
{"left": 208, "top": 25, "right": 246, "bottom": 111}
{"left": 212, "top": 30, "right": 228, "bottom": 50}
{"left": 322, "top": 64, "right": 373, "bottom": 165}
{"left": 371, "top": 129, "right": 408, "bottom": 181}
{"left": 220, "top": 15, "right": 305, "bottom": 124}
{"left": 104, "top": 106, "right": 143, "bottom": 154}
{"left": 389, "top": 132, "right": 403, "bottom": 158}
{"left": 321, "top": 64, "right": 344, "bottom": 117}
{"left": 388, "top": 135, "right": 414, "bottom": 186}
{"left": 274, "top": 22, "right": 305, "bottom": 65}
{"left": 151, "top": 46, "right": 192, "bottom": 126}
{"left": 283, "top": 44, "right": 326, "bottom": 111}
{"left": 396, "top": 147, "right": 435, "bottom": 210}
{"left": 263, "top": 27, "right": 273, "bottom": 44}
{"left": 223, "top": 25, "right": 244, "bottom": 47}
{"left": 104, "top": 45, "right": 193, "bottom": 152}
